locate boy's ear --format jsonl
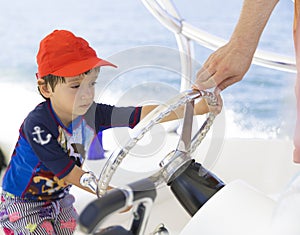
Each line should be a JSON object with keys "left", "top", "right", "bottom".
{"left": 37, "top": 79, "right": 52, "bottom": 98}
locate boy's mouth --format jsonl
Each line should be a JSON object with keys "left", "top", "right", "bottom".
{"left": 79, "top": 104, "right": 91, "bottom": 108}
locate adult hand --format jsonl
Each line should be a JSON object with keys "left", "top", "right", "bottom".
{"left": 193, "top": 41, "right": 254, "bottom": 91}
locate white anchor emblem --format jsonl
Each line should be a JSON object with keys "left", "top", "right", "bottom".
{"left": 32, "top": 126, "right": 52, "bottom": 145}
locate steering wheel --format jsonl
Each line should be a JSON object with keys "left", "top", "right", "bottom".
{"left": 97, "top": 89, "right": 217, "bottom": 198}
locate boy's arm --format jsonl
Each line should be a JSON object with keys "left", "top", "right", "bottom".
{"left": 140, "top": 98, "right": 212, "bottom": 122}
{"left": 62, "top": 166, "right": 112, "bottom": 194}
{"left": 63, "top": 166, "right": 132, "bottom": 212}
{"left": 62, "top": 166, "right": 96, "bottom": 194}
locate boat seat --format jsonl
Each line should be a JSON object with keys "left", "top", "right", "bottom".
{"left": 180, "top": 180, "right": 276, "bottom": 235}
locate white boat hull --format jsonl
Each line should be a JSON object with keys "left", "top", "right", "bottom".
{"left": 71, "top": 136, "right": 300, "bottom": 234}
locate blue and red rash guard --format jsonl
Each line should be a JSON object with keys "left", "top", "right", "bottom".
{"left": 2, "top": 100, "right": 141, "bottom": 201}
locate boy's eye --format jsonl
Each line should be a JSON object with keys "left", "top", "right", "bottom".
{"left": 71, "top": 84, "right": 80, "bottom": 89}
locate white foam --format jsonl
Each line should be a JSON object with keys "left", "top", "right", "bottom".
{"left": 0, "top": 83, "right": 42, "bottom": 156}
{"left": 0, "top": 81, "right": 289, "bottom": 160}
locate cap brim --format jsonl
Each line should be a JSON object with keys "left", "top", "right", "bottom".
{"left": 44, "top": 57, "right": 117, "bottom": 78}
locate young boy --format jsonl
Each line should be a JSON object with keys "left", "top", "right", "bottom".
{"left": 0, "top": 29, "right": 220, "bottom": 235}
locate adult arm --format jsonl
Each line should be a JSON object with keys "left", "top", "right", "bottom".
{"left": 194, "top": 0, "right": 279, "bottom": 91}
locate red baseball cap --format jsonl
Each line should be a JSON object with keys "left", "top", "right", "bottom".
{"left": 36, "top": 30, "right": 117, "bottom": 78}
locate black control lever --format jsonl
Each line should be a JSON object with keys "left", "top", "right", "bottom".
{"left": 78, "top": 178, "right": 157, "bottom": 234}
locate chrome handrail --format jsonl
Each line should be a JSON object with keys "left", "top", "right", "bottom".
{"left": 142, "top": 0, "right": 296, "bottom": 74}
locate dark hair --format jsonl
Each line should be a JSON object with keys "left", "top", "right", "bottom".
{"left": 38, "top": 67, "right": 100, "bottom": 99}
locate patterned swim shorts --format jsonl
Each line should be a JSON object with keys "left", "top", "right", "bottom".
{"left": 0, "top": 191, "right": 78, "bottom": 235}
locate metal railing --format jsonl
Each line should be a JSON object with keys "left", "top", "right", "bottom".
{"left": 141, "top": 0, "right": 296, "bottom": 86}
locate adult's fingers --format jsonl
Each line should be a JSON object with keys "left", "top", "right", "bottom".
{"left": 196, "top": 77, "right": 217, "bottom": 90}
{"left": 194, "top": 68, "right": 217, "bottom": 90}
{"left": 196, "top": 66, "right": 214, "bottom": 82}
{"left": 217, "top": 76, "right": 242, "bottom": 91}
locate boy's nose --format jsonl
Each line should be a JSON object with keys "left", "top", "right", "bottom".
{"left": 80, "top": 87, "right": 94, "bottom": 100}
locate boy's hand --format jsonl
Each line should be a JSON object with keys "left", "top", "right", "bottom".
{"left": 207, "top": 88, "right": 223, "bottom": 115}
{"left": 119, "top": 205, "right": 133, "bottom": 213}
{"left": 193, "top": 88, "right": 223, "bottom": 116}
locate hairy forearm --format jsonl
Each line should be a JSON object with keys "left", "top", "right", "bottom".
{"left": 230, "top": 0, "right": 279, "bottom": 55}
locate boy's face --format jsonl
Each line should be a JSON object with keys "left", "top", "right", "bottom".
{"left": 49, "top": 69, "right": 99, "bottom": 126}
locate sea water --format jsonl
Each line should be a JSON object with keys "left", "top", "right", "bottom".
{"left": 0, "top": 1, "right": 298, "bottom": 233}
{"left": 0, "top": 0, "right": 296, "bottom": 155}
